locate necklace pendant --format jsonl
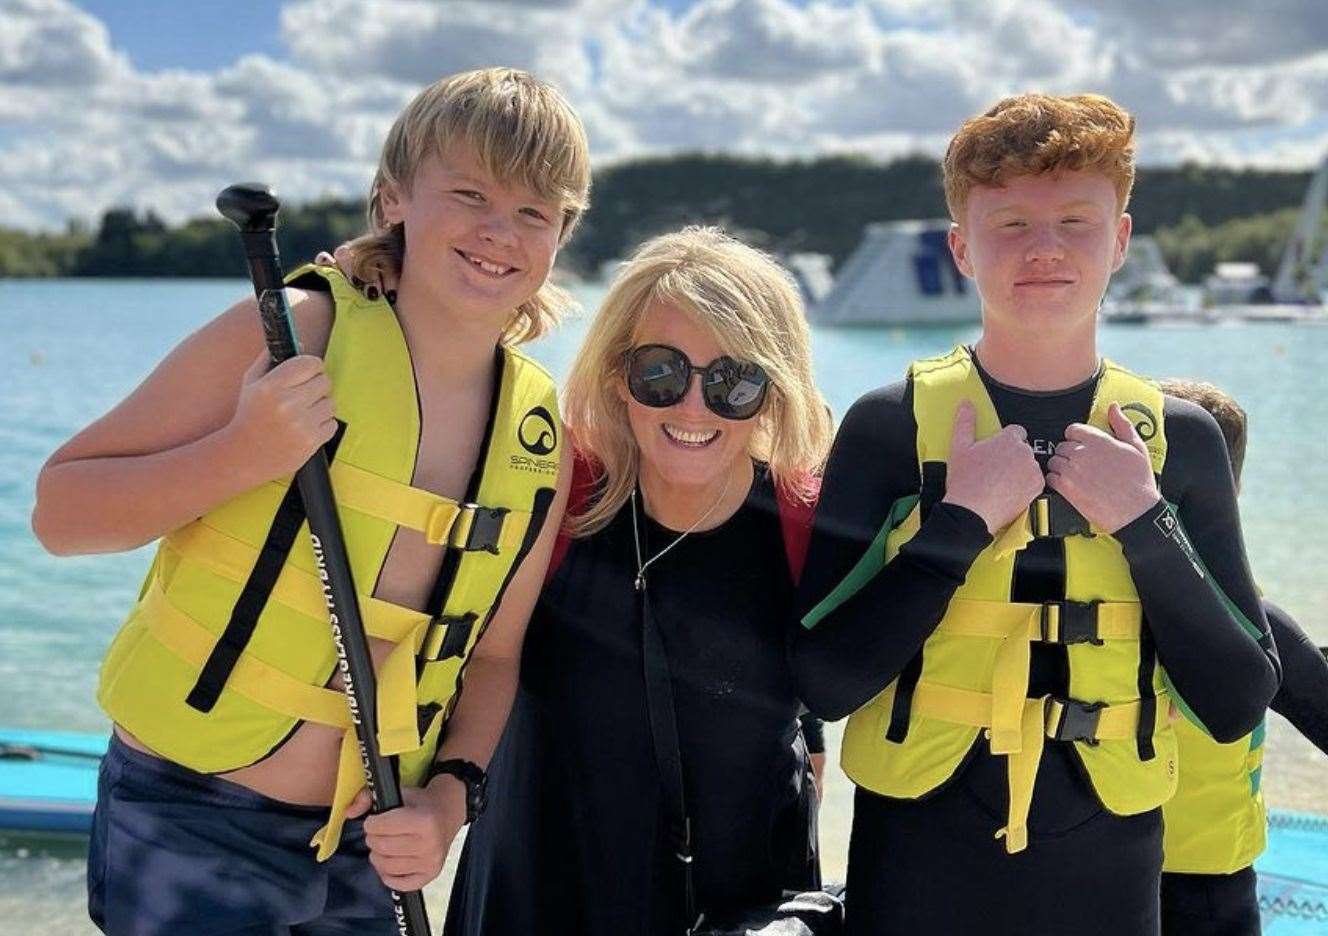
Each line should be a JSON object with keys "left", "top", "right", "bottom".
{"left": 634, "top": 572, "right": 646, "bottom": 592}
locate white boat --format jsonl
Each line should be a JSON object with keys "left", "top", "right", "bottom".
{"left": 811, "top": 219, "right": 979, "bottom": 325}
{"left": 1100, "top": 236, "right": 1201, "bottom": 322}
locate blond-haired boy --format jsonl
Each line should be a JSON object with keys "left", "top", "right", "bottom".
{"left": 35, "top": 67, "right": 590, "bottom": 934}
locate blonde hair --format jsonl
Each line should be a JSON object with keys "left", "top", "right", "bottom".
{"left": 343, "top": 67, "right": 591, "bottom": 345}
{"left": 562, "top": 226, "right": 833, "bottom": 537}
{"left": 944, "top": 93, "right": 1136, "bottom": 222}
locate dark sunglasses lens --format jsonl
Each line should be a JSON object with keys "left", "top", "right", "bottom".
{"left": 703, "top": 358, "right": 769, "bottom": 419}
{"left": 627, "top": 346, "right": 690, "bottom": 407}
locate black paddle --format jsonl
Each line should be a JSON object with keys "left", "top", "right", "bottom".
{"left": 217, "top": 183, "right": 430, "bottom": 936}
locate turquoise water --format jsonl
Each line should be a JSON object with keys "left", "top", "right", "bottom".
{"left": 2, "top": 278, "right": 1326, "bottom": 931}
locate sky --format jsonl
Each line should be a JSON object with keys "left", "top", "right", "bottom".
{"left": 3, "top": 0, "right": 1328, "bottom": 231}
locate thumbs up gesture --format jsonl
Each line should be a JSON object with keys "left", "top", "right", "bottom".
{"left": 941, "top": 401, "right": 1045, "bottom": 536}
{"left": 1046, "top": 402, "right": 1161, "bottom": 533}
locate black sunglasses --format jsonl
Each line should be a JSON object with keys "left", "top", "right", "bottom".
{"left": 624, "top": 343, "right": 770, "bottom": 421}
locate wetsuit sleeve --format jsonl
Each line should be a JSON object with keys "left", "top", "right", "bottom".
{"left": 1266, "top": 598, "right": 1328, "bottom": 755}
{"left": 791, "top": 380, "right": 992, "bottom": 721}
{"left": 1112, "top": 397, "right": 1278, "bottom": 742}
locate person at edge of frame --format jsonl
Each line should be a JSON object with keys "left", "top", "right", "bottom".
{"left": 1157, "top": 378, "right": 1328, "bottom": 936}
{"left": 31, "top": 68, "right": 591, "bottom": 936}
{"left": 791, "top": 93, "right": 1281, "bottom": 936}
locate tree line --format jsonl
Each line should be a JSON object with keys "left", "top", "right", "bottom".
{"left": 0, "top": 154, "right": 1314, "bottom": 284}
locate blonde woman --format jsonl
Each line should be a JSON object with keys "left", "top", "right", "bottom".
{"left": 444, "top": 227, "right": 835, "bottom": 936}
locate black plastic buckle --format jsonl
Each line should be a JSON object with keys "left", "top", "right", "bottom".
{"left": 460, "top": 505, "right": 508, "bottom": 554}
{"left": 428, "top": 611, "right": 478, "bottom": 661}
{"left": 1031, "top": 491, "right": 1093, "bottom": 538}
{"left": 1049, "top": 697, "right": 1105, "bottom": 744}
{"left": 1040, "top": 600, "right": 1104, "bottom": 646}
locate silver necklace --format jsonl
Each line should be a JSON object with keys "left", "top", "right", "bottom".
{"left": 630, "top": 473, "right": 733, "bottom": 592}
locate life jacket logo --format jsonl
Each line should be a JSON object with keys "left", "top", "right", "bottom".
{"left": 1121, "top": 402, "right": 1158, "bottom": 442}
{"left": 518, "top": 406, "right": 557, "bottom": 456}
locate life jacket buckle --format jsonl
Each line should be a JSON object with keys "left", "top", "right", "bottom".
{"left": 1047, "top": 697, "right": 1105, "bottom": 745}
{"left": 423, "top": 611, "right": 478, "bottom": 661}
{"left": 1039, "top": 600, "right": 1104, "bottom": 646}
{"left": 1030, "top": 491, "right": 1093, "bottom": 539}
{"left": 452, "top": 504, "right": 509, "bottom": 554}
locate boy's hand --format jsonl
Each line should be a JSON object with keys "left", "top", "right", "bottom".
{"left": 941, "top": 401, "right": 1044, "bottom": 535}
{"left": 346, "top": 778, "right": 466, "bottom": 892}
{"left": 1046, "top": 402, "right": 1160, "bottom": 533}
{"left": 226, "top": 350, "right": 337, "bottom": 479}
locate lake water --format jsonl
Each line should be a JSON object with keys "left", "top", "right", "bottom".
{"left": 2, "top": 278, "right": 1325, "bottom": 932}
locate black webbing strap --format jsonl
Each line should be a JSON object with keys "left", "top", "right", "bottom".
{"left": 185, "top": 423, "right": 346, "bottom": 714}
{"left": 639, "top": 587, "right": 697, "bottom": 932}
{"left": 1135, "top": 626, "right": 1158, "bottom": 762}
{"left": 918, "top": 462, "right": 946, "bottom": 522}
{"left": 886, "top": 650, "right": 923, "bottom": 744}
{"left": 885, "top": 465, "right": 942, "bottom": 746}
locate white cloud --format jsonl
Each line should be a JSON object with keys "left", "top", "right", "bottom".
{"left": 0, "top": 0, "right": 127, "bottom": 88}
{"left": 1066, "top": 0, "right": 1328, "bottom": 69}
{"left": 1, "top": 0, "right": 1327, "bottom": 232}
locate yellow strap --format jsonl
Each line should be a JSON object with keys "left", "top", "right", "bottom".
{"left": 327, "top": 462, "right": 460, "bottom": 544}
{"left": 990, "top": 513, "right": 1034, "bottom": 560}
{"left": 141, "top": 582, "right": 351, "bottom": 729}
{"left": 910, "top": 681, "right": 1166, "bottom": 854}
{"left": 376, "top": 620, "right": 429, "bottom": 756}
{"left": 165, "top": 524, "right": 428, "bottom": 643}
{"left": 934, "top": 600, "right": 1141, "bottom": 755}
{"left": 939, "top": 599, "right": 1142, "bottom": 641}
{"left": 143, "top": 573, "right": 429, "bottom": 761}
{"left": 309, "top": 728, "right": 363, "bottom": 861}
{"left": 324, "top": 463, "right": 532, "bottom": 550}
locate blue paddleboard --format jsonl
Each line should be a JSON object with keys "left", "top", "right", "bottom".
{"left": 1257, "top": 810, "right": 1328, "bottom": 933}
{"left": 0, "top": 728, "right": 106, "bottom": 835}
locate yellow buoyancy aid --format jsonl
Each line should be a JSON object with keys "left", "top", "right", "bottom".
{"left": 97, "top": 264, "right": 562, "bottom": 858}
{"left": 833, "top": 346, "right": 1178, "bottom": 854}
{"left": 1163, "top": 715, "right": 1266, "bottom": 874}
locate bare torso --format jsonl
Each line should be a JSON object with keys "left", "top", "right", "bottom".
{"left": 118, "top": 297, "right": 495, "bottom": 805}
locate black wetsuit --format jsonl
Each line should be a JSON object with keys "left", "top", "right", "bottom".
{"left": 445, "top": 467, "right": 820, "bottom": 936}
{"left": 1160, "top": 598, "right": 1328, "bottom": 936}
{"left": 793, "top": 357, "right": 1280, "bottom": 936}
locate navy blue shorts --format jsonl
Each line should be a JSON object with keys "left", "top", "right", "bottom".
{"left": 88, "top": 734, "right": 400, "bottom": 935}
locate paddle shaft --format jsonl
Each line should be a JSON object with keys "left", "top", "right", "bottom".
{"left": 217, "top": 184, "right": 430, "bottom": 936}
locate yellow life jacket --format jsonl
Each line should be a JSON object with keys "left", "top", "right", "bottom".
{"left": 1163, "top": 713, "right": 1266, "bottom": 873}
{"left": 97, "top": 264, "right": 562, "bottom": 858}
{"left": 830, "top": 346, "right": 1178, "bottom": 854}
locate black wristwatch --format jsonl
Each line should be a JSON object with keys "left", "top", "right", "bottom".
{"left": 425, "top": 758, "right": 488, "bottom": 824}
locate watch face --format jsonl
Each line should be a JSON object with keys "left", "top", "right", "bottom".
{"left": 469, "top": 776, "right": 488, "bottom": 820}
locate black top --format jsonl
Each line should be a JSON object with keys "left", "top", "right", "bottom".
{"left": 445, "top": 468, "right": 819, "bottom": 936}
